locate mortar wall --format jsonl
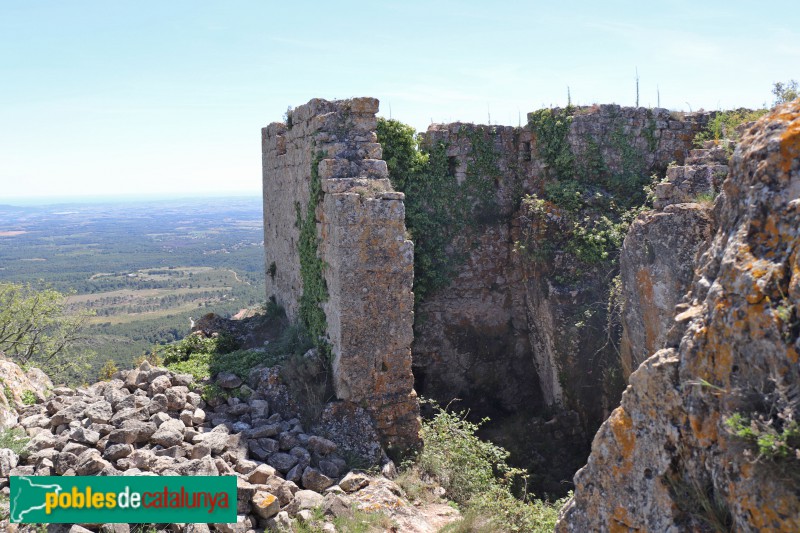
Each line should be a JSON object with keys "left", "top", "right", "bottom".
{"left": 262, "top": 97, "right": 420, "bottom": 453}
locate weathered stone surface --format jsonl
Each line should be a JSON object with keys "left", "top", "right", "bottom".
{"left": 51, "top": 401, "right": 88, "bottom": 427}
{"left": 252, "top": 490, "right": 280, "bottom": 519}
{"left": 75, "top": 449, "right": 111, "bottom": 475}
{"left": 266, "top": 511, "right": 293, "bottom": 532}
{"left": 267, "top": 452, "right": 297, "bottom": 473}
{"left": 285, "top": 489, "right": 324, "bottom": 514}
{"left": 165, "top": 386, "right": 188, "bottom": 410}
{"left": 558, "top": 101, "right": 800, "bottom": 531}
{"left": 306, "top": 435, "right": 336, "bottom": 456}
{"left": 312, "top": 402, "right": 382, "bottom": 467}
{"left": 321, "top": 492, "right": 353, "bottom": 518}
{"left": 117, "top": 420, "right": 157, "bottom": 443}
{"left": 339, "top": 471, "right": 369, "bottom": 493}
{"left": 215, "top": 371, "right": 242, "bottom": 389}
{"left": 99, "top": 524, "right": 130, "bottom": 533}
{"left": 103, "top": 443, "right": 133, "bottom": 461}
{"left": 247, "top": 463, "right": 277, "bottom": 484}
{"left": 196, "top": 429, "right": 229, "bottom": 454}
{"left": 619, "top": 201, "right": 714, "bottom": 374}
{"left": 151, "top": 419, "right": 185, "bottom": 447}
{"left": 148, "top": 393, "right": 169, "bottom": 415}
{"left": 69, "top": 426, "right": 100, "bottom": 446}
{"left": 263, "top": 98, "right": 421, "bottom": 453}
{"left": 0, "top": 448, "right": 19, "bottom": 478}
{"left": 0, "top": 354, "right": 52, "bottom": 428}
{"left": 85, "top": 400, "right": 114, "bottom": 424}
{"left": 181, "top": 455, "right": 218, "bottom": 476}
{"left": 301, "top": 466, "right": 334, "bottom": 492}
{"left": 148, "top": 374, "right": 172, "bottom": 396}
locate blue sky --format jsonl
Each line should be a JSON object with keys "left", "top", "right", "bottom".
{"left": 1, "top": 1, "right": 797, "bottom": 199}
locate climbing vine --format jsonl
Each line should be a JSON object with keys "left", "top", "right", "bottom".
{"left": 521, "top": 107, "right": 654, "bottom": 270}
{"left": 528, "top": 107, "right": 576, "bottom": 180}
{"left": 377, "top": 118, "right": 500, "bottom": 304}
{"left": 295, "top": 149, "right": 329, "bottom": 352}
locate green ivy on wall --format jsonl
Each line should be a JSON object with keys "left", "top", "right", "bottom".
{"left": 377, "top": 118, "right": 500, "bottom": 304}
{"left": 523, "top": 107, "right": 655, "bottom": 269}
{"left": 295, "top": 149, "right": 329, "bottom": 353}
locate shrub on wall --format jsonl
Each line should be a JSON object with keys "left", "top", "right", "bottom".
{"left": 377, "top": 118, "right": 499, "bottom": 304}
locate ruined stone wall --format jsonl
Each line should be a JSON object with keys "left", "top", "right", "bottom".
{"left": 412, "top": 124, "right": 540, "bottom": 415}
{"left": 262, "top": 98, "right": 419, "bottom": 453}
{"left": 412, "top": 106, "right": 707, "bottom": 428}
{"left": 557, "top": 100, "right": 800, "bottom": 533}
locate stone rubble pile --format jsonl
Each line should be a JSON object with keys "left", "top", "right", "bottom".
{"left": 0, "top": 360, "right": 435, "bottom": 532}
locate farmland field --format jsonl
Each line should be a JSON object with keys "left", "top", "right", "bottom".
{"left": 0, "top": 196, "right": 266, "bottom": 380}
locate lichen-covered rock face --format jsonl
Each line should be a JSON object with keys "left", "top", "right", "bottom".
{"left": 619, "top": 203, "right": 714, "bottom": 374}
{"left": 557, "top": 100, "right": 800, "bottom": 531}
{"left": 618, "top": 144, "right": 726, "bottom": 375}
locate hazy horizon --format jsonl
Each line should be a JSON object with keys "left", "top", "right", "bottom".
{"left": 1, "top": 191, "right": 262, "bottom": 207}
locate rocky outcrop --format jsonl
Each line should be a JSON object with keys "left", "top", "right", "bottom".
{"left": 0, "top": 359, "right": 458, "bottom": 532}
{"left": 557, "top": 101, "right": 800, "bottom": 531}
{"left": 0, "top": 352, "right": 52, "bottom": 428}
{"left": 619, "top": 146, "right": 724, "bottom": 375}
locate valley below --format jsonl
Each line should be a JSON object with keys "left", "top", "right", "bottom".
{"left": 0, "top": 196, "right": 266, "bottom": 380}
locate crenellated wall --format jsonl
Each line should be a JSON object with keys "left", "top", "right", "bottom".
{"left": 262, "top": 98, "right": 420, "bottom": 454}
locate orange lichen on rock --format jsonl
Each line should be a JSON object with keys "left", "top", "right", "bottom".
{"left": 556, "top": 101, "right": 800, "bottom": 533}
{"left": 735, "top": 490, "right": 800, "bottom": 532}
{"left": 610, "top": 506, "right": 638, "bottom": 533}
{"left": 689, "top": 411, "right": 719, "bottom": 447}
{"left": 609, "top": 408, "right": 636, "bottom": 476}
{"left": 635, "top": 269, "right": 661, "bottom": 355}
{"left": 787, "top": 346, "right": 799, "bottom": 364}
{"left": 776, "top": 105, "right": 800, "bottom": 173}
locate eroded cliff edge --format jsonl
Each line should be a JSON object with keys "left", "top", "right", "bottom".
{"left": 557, "top": 101, "right": 800, "bottom": 531}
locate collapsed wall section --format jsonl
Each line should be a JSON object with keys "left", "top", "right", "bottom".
{"left": 262, "top": 98, "right": 420, "bottom": 453}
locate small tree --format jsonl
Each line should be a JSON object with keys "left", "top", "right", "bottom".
{"left": 0, "top": 282, "right": 91, "bottom": 380}
{"left": 97, "top": 359, "right": 119, "bottom": 381}
{"left": 773, "top": 80, "right": 799, "bottom": 106}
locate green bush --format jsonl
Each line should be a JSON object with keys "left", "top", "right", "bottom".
{"left": 166, "top": 351, "right": 212, "bottom": 382}
{"left": 209, "top": 348, "right": 283, "bottom": 379}
{"left": 21, "top": 390, "right": 36, "bottom": 406}
{"left": 567, "top": 215, "right": 630, "bottom": 265}
{"left": 773, "top": 80, "right": 799, "bottom": 106}
{"left": 544, "top": 180, "right": 584, "bottom": 212}
{"left": 401, "top": 400, "right": 570, "bottom": 532}
{"left": 528, "top": 107, "right": 576, "bottom": 180}
{"left": 161, "top": 333, "right": 237, "bottom": 366}
{"left": 725, "top": 412, "right": 800, "bottom": 461}
{"left": 377, "top": 118, "right": 500, "bottom": 304}
{"left": 693, "top": 109, "right": 769, "bottom": 148}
